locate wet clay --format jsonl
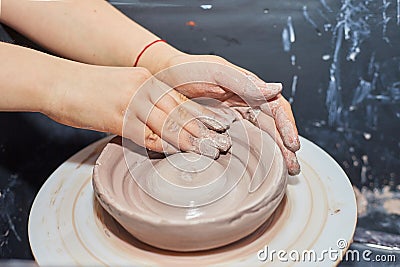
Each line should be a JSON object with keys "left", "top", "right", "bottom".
{"left": 92, "top": 120, "right": 287, "bottom": 252}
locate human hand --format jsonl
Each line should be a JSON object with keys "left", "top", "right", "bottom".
{"left": 43, "top": 64, "right": 232, "bottom": 158}
{"left": 155, "top": 53, "right": 300, "bottom": 175}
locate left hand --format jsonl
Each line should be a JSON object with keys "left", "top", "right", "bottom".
{"left": 155, "top": 53, "right": 301, "bottom": 175}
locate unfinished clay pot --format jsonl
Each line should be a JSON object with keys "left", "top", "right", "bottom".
{"left": 92, "top": 119, "right": 287, "bottom": 252}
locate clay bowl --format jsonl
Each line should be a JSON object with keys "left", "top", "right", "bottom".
{"left": 92, "top": 120, "right": 287, "bottom": 252}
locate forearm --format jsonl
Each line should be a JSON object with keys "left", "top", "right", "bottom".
{"left": 0, "top": 0, "right": 182, "bottom": 72}
{"left": 0, "top": 41, "right": 68, "bottom": 113}
{"left": 0, "top": 42, "right": 93, "bottom": 116}
{"left": 0, "top": 40, "right": 131, "bottom": 134}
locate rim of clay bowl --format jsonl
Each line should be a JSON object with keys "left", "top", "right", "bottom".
{"left": 92, "top": 131, "right": 287, "bottom": 226}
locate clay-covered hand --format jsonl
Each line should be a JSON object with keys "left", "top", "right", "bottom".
{"left": 44, "top": 66, "right": 231, "bottom": 158}
{"left": 156, "top": 54, "right": 300, "bottom": 175}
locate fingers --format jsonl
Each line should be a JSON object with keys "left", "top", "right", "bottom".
{"left": 154, "top": 89, "right": 232, "bottom": 152}
{"left": 155, "top": 94, "right": 232, "bottom": 152}
{"left": 275, "top": 133, "right": 301, "bottom": 176}
{"left": 142, "top": 105, "right": 219, "bottom": 158}
{"left": 122, "top": 116, "right": 179, "bottom": 154}
{"left": 215, "top": 58, "right": 283, "bottom": 101}
{"left": 158, "top": 57, "right": 254, "bottom": 107}
{"left": 277, "top": 140, "right": 300, "bottom": 175}
{"left": 246, "top": 73, "right": 283, "bottom": 100}
{"left": 213, "top": 66, "right": 282, "bottom": 106}
{"left": 133, "top": 78, "right": 232, "bottom": 157}
{"left": 235, "top": 107, "right": 300, "bottom": 175}
{"left": 167, "top": 89, "right": 232, "bottom": 132}
{"left": 260, "top": 94, "right": 300, "bottom": 152}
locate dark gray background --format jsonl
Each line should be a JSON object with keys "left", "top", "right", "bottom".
{"left": 0, "top": 0, "right": 399, "bottom": 264}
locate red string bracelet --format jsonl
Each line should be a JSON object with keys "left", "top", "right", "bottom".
{"left": 133, "top": 39, "right": 166, "bottom": 67}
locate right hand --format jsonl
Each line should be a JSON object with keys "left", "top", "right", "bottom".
{"left": 43, "top": 64, "right": 232, "bottom": 158}
{"left": 152, "top": 53, "right": 301, "bottom": 175}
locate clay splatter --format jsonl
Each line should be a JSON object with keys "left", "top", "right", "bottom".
{"left": 287, "top": 16, "right": 296, "bottom": 43}
{"left": 289, "top": 75, "right": 298, "bottom": 104}
{"left": 322, "top": 54, "right": 331, "bottom": 60}
{"left": 200, "top": 4, "right": 212, "bottom": 10}
{"left": 282, "top": 16, "right": 296, "bottom": 54}
{"left": 320, "top": 0, "right": 333, "bottom": 12}
{"left": 302, "top": 5, "right": 322, "bottom": 36}
{"left": 1, "top": 175, "right": 22, "bottom": 254}
{"left": 281, "top": 27, "right": 290, "bottom": 52}
{"left": 398, "top": 0, "right": 400, "bottom": 25}
{"left": 382, "top": 0, "right": 391, "bottom": 43}
{"left": 291, "top": 55, "right": 296, "bottom": 66}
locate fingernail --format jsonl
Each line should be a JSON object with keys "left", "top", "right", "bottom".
{"left": 266, "top": 83, "right": 282, "bottom": 95}
{"left": 200, "top": 116, "right": 228, "bottom": 132}
{"left": 292, "top": 136, "right": 300, "bottom": 151}
{"left": 288, "top": 156, "right": 301, "bottom": 176}
{"left": 193, "top": 138, "right": 220, "bottom": 159}
{"left": 283, "top": 133, "right": 300, "bottom": 152}
{"left": 203, "top": 131, "right": 232, "bottom": 152}
{"left": 214, "top": 133, "right": 232, "bottom": 152}
{"left": 247, "top": 74, "right": 282, "bottom": 97}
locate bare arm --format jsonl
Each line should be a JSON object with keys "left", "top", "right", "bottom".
{"left": 0, "top": 0, "right": 182, "bottom": 72}
{"left": 0, "top": 41, "right": 59, "bottom": 112}
{"left": 0, "top": 41, "right": 230, "bottom": 157}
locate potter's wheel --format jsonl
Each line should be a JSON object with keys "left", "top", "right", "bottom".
{"left": 28, "top": 135, "right": 357, "bottom": 266}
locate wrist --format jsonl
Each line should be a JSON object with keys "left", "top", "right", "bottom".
{"left": 135, "top": 40, "right": 185, "bottom": 74}
{"left": 40, "top": 59, "right": 86, "bottom": 118}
